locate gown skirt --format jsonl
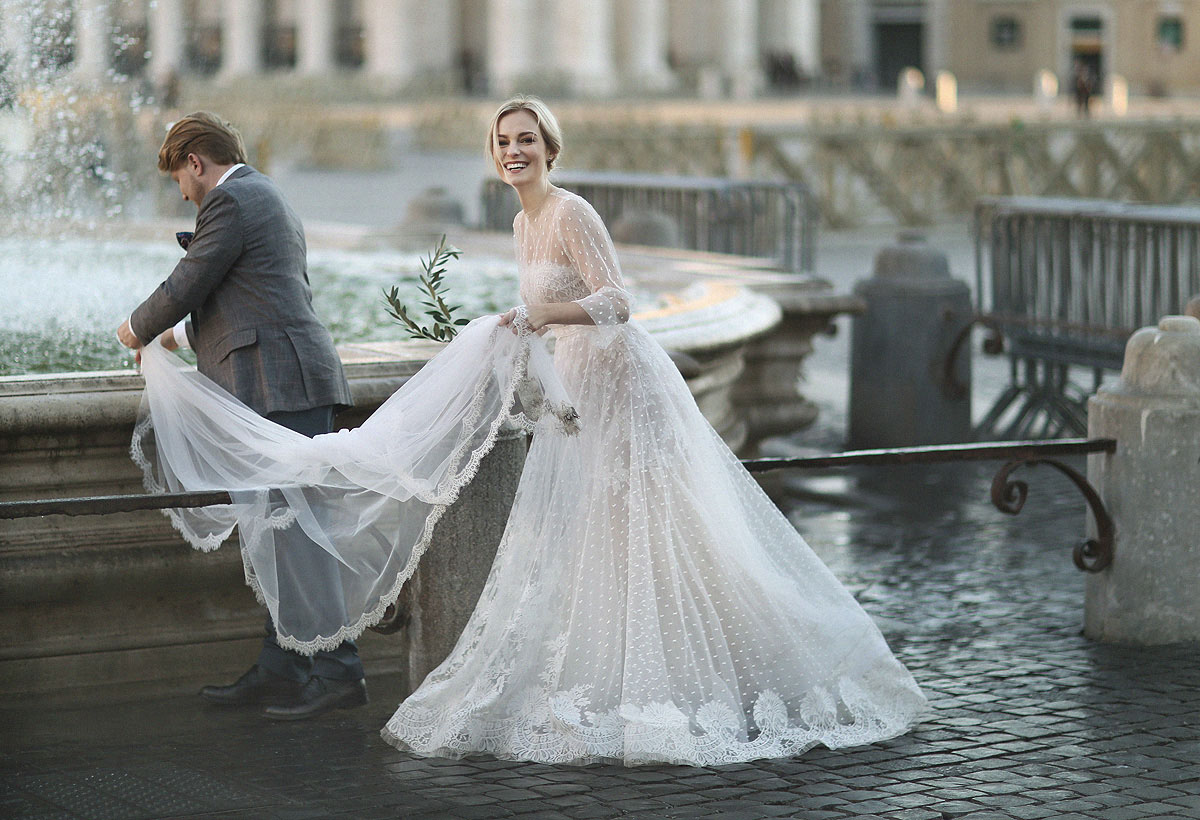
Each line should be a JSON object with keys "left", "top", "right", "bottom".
{"left": 381, "top": 321, "right": 927, "bottom": 766}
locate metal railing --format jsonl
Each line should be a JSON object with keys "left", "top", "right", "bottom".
{"left": 481, "top": 173, "right": 818, "bottom": 274}
{"left": 1, "top": 438, "right": 1119, "bottom": 573}
{"left": 970, "top": 197, "right": 1200, "bottom": 437}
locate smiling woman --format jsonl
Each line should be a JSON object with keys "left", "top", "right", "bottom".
{"left": 378, "top": 95, "right": 927, "bottom": 766}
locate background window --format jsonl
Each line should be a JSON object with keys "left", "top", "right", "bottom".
{"left": 1158, "top": 17, "right": 1184, "bottom": 51}
{"left": 991, "top": 17, "right": 1022, "bottom": 49}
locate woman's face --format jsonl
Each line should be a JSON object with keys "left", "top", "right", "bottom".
{"left": 493, "top": 109, "right": 553, "bottom": 189}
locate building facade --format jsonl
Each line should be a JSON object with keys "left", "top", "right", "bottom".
{"left": 1, "top": 0, "right": 1196, "bottom": 98}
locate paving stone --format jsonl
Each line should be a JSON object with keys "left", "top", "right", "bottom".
{"left": 5, "top": 458, "right": 1200, "bottom": 820}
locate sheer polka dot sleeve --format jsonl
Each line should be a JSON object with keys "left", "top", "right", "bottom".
{"left": 558, "top": 198, "right": 632, "bottom": 327}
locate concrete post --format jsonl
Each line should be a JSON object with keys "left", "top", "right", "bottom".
{"left": 221, "top": 0, "right": 264, "bottom": 78}
{"left": 1084, "top": 315, "right": 1200, "bottom": 644}
{"left": 296, "top": 0, "right": 337, "bottom": 75}
{"left": 848, "top": 234, "right": 972, "bottom": 448}
{"left": 147, "top": 0, "right": 187, "bottom": 85}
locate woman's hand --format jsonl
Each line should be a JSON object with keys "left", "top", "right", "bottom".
{"left": 498, "top": 303, "right": 589, "bottom": 334}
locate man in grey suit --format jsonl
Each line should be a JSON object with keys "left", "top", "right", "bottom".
{"left": 117, "top": 112, "right": 366, "bottom": 720}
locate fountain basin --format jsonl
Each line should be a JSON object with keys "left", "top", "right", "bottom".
{"left": 0, "top": 247, "right": 785, "bottom": 697}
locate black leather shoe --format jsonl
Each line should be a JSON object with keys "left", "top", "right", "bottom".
{"left": 199, "top": 664, "right": 303, "bottom": 706}
{"left": 263, "top": 676, "right": 368, "bottom": 721}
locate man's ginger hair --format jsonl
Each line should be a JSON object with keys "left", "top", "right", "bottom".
{"left": 157, "top": 112, "right": 247, "bottom": 173}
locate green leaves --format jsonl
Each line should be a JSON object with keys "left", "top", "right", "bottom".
{"left": 383, "top": 235, "right": 470, "bottom": 342}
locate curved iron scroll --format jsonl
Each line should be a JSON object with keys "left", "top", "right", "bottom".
{"left": 943, "top": 315, "right": 1006, "bottom": 399}
{"left": 990, "top": 457, "right": 1114, "bottom": 572}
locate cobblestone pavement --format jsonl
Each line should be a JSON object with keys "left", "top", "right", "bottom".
{"left": 4, "top": 450, "right": 1199, "bottom": 819}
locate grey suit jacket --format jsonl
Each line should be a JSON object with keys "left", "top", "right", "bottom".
{"left": 131, "top": 166, "right": 352, "bottom": 416}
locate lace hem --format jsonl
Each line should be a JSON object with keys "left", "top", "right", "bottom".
{"left": 130, "top": 327, "right": 580, "bottom": 656}
{"left": 381, "top": 682, "right": 926, "bottom": 767}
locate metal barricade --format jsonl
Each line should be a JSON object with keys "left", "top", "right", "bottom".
{"left": 972, "top": 196, "right": 1200, "bottom": 437}
{"left": 481, "top": 173, "right": 818, "bottom": 274}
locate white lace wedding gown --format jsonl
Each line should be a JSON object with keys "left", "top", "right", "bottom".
{"left": 380, "top": 189, "right": 927, "bottom": 765}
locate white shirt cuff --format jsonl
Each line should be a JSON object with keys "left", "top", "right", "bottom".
{"left": 172, "top": 320, "right": 190, "bottom": 350}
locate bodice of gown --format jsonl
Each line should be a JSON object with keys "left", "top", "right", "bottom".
{"left": 514, "top": 189, "right": 632, "bottom": 333}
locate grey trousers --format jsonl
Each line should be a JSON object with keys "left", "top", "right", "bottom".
{"left": 258, "top": 406, "right": 364, "bottom": 683}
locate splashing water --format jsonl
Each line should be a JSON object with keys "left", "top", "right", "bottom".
{"left": 0, "top": 236, "right": 524, "bottom": 376}
{"left": 1, "top": 0, "right": 156, "bottom": 232}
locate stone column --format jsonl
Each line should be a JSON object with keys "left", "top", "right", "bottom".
{"left": 73, "top": 0, "right": 111, "bottom": 80}
{"left": 147, "top": 0, "right": 187, "bottom": 83}
{"left": 923, "top": 0, "right": 949, "bottom": 76}
{"left": 296, "top": 0, "right": 337, "bottom": 75}
{"left": 848, "top": 234, "right": 972, "bottom": 448}
{"left": 364, "top": 1, "right": 458, "bottom": 84}
{"left": 411, "top": 0, "right": 458, "bottom": 75}
{"left": 614, "top": 0, "right": 673, "bottom": 91}
{"left": 221, "top": 0, "right": 264, "bottom": 78}
{"left": 487, "top": 0, "right": 537, "bottom": 96}
{"left": 761, "top": 0, "right": 820, "bottom": 79}
{"left": 843, "top": 0, "right": 872, "bottom": 87}
{"left": 1085, "top": 315, "right": 1200, "bottom": 644}
{"left": 718, "top": 0, "right": 760, "bottom": 98}
{"left": 554, "top": 0, "right": 615, "bottom": 95}
{"left": 363, "top": 0, "right": 413, "bottom": 80}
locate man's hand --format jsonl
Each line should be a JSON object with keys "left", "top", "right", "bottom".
{"left": 157, "top": 329, "right": 179, "bottom": 352}
{"left": 116, "top": 319, "right": 142, "bottom": 349}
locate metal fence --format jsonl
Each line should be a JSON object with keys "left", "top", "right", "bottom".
{"left": 973, "top": 196, "right": 1200, "bottom": 436}
{"left": 481, "top": 173, "right": 818, "bottom": 274}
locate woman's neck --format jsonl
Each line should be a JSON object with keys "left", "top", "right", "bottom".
{"left": 516, "top": 180, "right": 555, "bottom": 215}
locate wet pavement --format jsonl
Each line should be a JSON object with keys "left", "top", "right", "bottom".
{"left": 4, "top": 443, "right": 1199, "bottom": 819}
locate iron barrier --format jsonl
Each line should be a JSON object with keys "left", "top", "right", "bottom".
{"left": 1, "top": 438, "right": 1117, "bottom": 574}
{"left": 965, "top": 197, "right": 1200, "bottom": 439}
{"left": 480, "top": 172, "right": 818, "bottom": 274}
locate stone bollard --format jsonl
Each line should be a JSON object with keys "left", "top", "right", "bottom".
{"left": 848, "top": 233, "right": 972, "bottom": 448}
{"left": 1085, "top": 315, "right": 1200, "bottom": 644}
{"left": 611, "top": 210, "right": 681, "bottom": 248}
{"left": 391, "top": 428, "right": 526, "bottom": 696}
{"left": 1185, "top": 295, "right": 1200, "bottom": 321}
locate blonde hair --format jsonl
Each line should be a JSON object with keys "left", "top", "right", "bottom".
{"left": 158, "top": 111, "right": 247, "bottom": 173}
{"left": 485, "top": 95, "right": 563, "bottom": 176}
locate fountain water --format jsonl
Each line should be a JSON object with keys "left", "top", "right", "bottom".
{"left": 1, "top": 0, "right": 155, "bottom": 228}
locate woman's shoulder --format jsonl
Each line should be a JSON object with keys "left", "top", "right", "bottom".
{"left": 549, "top": 188, "right": 603, "bottom": 226}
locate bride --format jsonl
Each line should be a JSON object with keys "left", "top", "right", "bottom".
{"left": 133, "top": 97, "right": 925, "bottom": 767}
{"left": 379, "top": 97, "right": 925, "bottom": 765}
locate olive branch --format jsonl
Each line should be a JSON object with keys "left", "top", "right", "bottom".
{"left": 383, "top": 235, "right": 470, "bottom": 342}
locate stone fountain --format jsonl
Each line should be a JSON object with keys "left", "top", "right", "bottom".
{"left": 0, "top": 1, "right": 827, "bottom": 697}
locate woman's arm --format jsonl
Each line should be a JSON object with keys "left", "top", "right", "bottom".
{"left": 498, "top": 301, "right": 590, "bottom": 333}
